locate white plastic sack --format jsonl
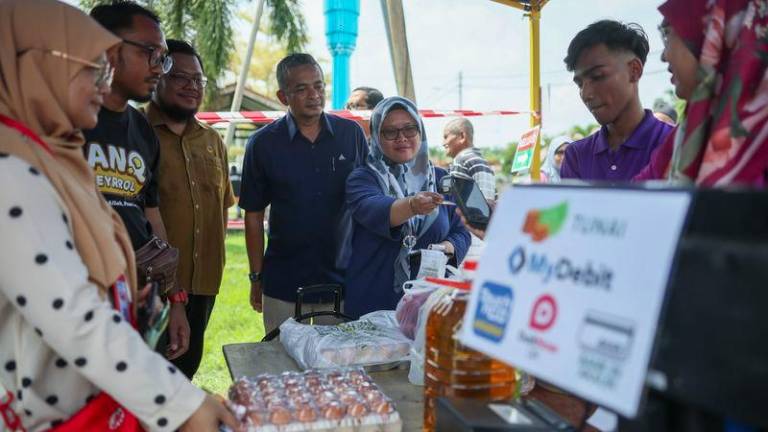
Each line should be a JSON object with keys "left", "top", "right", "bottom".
{"left": 408, "top": 285, "right": 454, "bottom": 386}
{"left": 395, "top": 280, "right": 440, "bottom": 339}
{"left": 279, "top": 310, "right": 412, "bottom": 370}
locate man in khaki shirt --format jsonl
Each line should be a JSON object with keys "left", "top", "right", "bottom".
{"left": 145, "top": 39, "right": 234, "bottom": 378}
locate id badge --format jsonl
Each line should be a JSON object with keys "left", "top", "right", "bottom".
{"left": 402, "top": 234, "right": 417, "bottom": 250}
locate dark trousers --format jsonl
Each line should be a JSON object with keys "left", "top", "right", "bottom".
{"left": 170, "top": 294, "right": 216, "bottom": 379}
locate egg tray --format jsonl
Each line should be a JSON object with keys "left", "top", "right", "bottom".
{"left": 227, "top": 368, "right": 402, "bottom": 432}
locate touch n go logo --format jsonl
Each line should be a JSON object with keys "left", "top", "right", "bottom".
{"left": 472, "top": 281, "right": 514, "bottom": 343}
{"left": 522, "top": 201, "right": 569, "bottom": 242}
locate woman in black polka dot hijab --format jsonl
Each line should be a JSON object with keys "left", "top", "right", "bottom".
{"left": 0, "top": 0, "right": 237, "bottom": 431}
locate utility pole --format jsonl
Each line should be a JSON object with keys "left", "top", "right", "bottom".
{"left": 381, "top": 0, "right": 416, "bottom": 102}
{"left": 458, "top": 71, "right": 463, "bottom": 109}
{"left": 225, "top": 0, "right": 265, "bottom": 147}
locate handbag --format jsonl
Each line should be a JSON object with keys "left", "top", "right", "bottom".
{"left": 134, "top": 235, "right": 179, "bottom": 295}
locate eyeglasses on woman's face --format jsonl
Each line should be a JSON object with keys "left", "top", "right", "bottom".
{"left": 381, "top": 124, "right": 420, "bottom": 141}
{"left": 36, "top": 49, "right": 114, "bottom": 89}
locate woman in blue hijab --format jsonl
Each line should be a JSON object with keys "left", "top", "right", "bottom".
{"left": 344, "top": 97, "right": 470, "bottom": 318}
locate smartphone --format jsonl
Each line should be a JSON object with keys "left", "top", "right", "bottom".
{"left": 450, "top": 174, "right": 492, "bottom": 230}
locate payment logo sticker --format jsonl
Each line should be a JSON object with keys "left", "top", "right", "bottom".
{"left": 522, "top": 201, "right": 569, "bottom": 242}
{"left": 529, "top": 294, "right": 558, "bottom": 331}
{"left": 578, "top": 311, "right": 635, "bottom": 360}
{"left": 473, "top": 281, "right": 514, "bottom": 343}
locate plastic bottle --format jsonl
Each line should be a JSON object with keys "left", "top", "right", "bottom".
{"left": 422, "top": 262, "right": 517, "bottom": 431}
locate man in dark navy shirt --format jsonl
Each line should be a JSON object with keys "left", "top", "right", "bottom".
{"left": 240, "top": 53, "right": 368, "bottom": 333}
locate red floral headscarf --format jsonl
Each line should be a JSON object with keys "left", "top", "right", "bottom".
{"left": 637, "top": 0, "right": 768, "bottom": 186}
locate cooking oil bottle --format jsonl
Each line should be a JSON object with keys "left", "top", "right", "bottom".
{"left": 422, "top": 262, "right": 516, "bottom": 431}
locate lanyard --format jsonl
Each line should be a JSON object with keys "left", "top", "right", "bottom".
{"left": 0, "top": 113, "right": 53, "bottom": 155}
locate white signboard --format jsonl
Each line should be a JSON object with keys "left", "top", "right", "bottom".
{"left": 459, "top": 186, "right": 691, "bottom": 418}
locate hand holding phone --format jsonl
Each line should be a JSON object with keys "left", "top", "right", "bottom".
{"left": 449, "top": 174, "right": 493, "bottom": 231}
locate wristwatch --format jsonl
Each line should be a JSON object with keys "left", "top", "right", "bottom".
{"left": 249, "top": 271, "right": 262, "bottom": 282}
{"left": 168, "top": 290, "right": 189, "bottom": 305}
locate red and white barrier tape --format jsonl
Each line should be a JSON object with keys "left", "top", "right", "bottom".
{"left": 196, "top": 109, "right": 530, "bottom": 124}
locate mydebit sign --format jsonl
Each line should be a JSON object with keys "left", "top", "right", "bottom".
{"left": 459, "top": 186, "right": 690, "bottom": 418}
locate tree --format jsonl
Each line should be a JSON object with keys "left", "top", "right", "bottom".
{"left": 500, "top": 141, "right": 518, "bottom": 175}
{"left": 567, "top": 123, "right": 599, "bottom": 140}
{"left": 79, "top": 0, "right": 307, "bottom": 101}
{"left": 228, "top": 6, "right": 322, "bottom": 98}
{"left": 654, "top": 88, "right": 687, "bottom": 123}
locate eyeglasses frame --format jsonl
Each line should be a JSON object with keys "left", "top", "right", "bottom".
{"left": 121, "top": 39, "right": 173, "bottom": 74}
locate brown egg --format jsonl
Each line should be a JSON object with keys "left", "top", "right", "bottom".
{"left": 347, "top": 402, "right": 369, "bottom": 418}
{"left": 247, "top": 411, "right": 264, "bottom": 426}
{"left": 295, "top": 405, "right": 317, "bottom": 423}
{"left": 356, "top": 381, "right": 374, "bottom": 393}
{"left": 373, "top": 400, "right": 393, "bottom": 414}
{"left": 362, "top": 390, "right": 383, "bottom": 403}
{"left": 259, "top": 384, "right": 277, "bottom": 394}
{"left": 291, "top": 395, "right": 310, "bottom": 406}
{"left": 347, "top": 370, "right": 364, "bottom": 381}
{"left": 256, "top": 377, "right": 273, "bottom": 387}
{"left": 285, "top": 386, "right": 303, "bottom": 398}
{"left": 269, "top": 406, "right": 293, "bottom": 425}
{"left": 316, "top": 390, "right": 338, "bottom": 405}
{"left": 266, "top": 399, "right": 287, "bottom": 410}
{"left": 323, "top": 402, "right": 346, "bottom": 420}
{"left": 283, "top": 378, "right": 301, "bottom": 387}
{"left": 339, "top": 391, "right": 360, "bottom": 405}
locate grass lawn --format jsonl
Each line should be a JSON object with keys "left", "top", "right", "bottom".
{"left": 192, "top": 230, "right": 265, "bottom": 395}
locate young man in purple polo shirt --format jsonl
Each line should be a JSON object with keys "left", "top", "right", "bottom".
{"left": 561, "top": 20, "right": 674, "bottom": 182}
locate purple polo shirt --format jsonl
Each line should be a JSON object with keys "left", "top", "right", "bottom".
{"left": 560, "top": 110, "right": 673, "bottom": 182}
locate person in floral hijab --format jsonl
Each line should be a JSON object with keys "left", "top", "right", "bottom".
{"left": 635, "top": 0, "right": 768, "bottom": 186}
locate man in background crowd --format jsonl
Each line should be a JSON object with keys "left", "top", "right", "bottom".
{"left": 345, "top": 86, "right": 384, "bottom": 110}
{"left": 442, "top": 117, "right": 496, "bottom": 199}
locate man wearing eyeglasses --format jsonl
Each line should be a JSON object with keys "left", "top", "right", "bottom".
{"left": 84, "top": 3, "right": 191, "bottom": 362}
{"left": 240, "top": 53, "right": 369, "bottom": 333}
{"left": 143, "top": 40, "right": 234, "bottom": 379}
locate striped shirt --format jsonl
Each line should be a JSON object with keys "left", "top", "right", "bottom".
{"left": 450, "top": 147, "right": 496, "bottom": 199}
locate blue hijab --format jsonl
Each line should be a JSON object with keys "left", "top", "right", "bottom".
{"left": 367, "top": 96, "right": 437, "bottom": 292}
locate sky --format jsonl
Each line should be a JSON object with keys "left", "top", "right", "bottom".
{"left": 66, "top": 0, "right": 673, "bottom": 149}
{"left": 297, "top": 0, "right": 673, "bottom": 149}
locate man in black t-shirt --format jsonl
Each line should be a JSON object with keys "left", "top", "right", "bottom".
{"left": 84, "top": 3, "right": 191, "bottom": 362}
{"left": 85, "top": 106, "right": 160, "bottom": 248}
